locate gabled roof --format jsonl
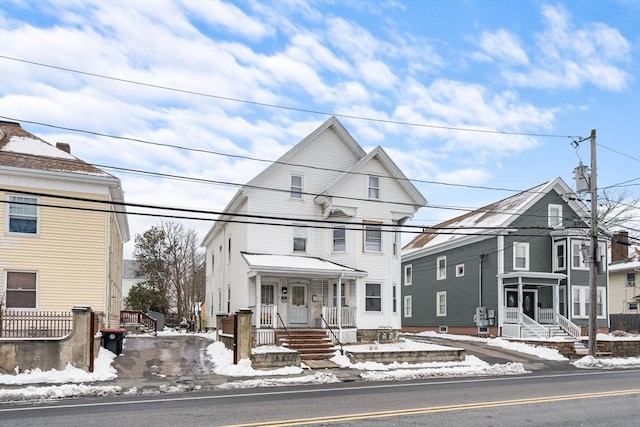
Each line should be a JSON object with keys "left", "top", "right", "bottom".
{"left": 0, "top": 121, "right": 112, "bottom": 177}
{"left": 241, "top": 252, "right": 367, "bottom": 278}
{"left": 315, "top": 145, "right": 427, "bottom": 208}
{"left": 202, "top": 117, "right": 367, "bottom": 246}
{"left": 402, "top": 177, "right": 588, "bottom": 257}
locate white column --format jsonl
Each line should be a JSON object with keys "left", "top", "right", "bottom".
{"left": 518, "top": 277, "right": 523, "bottom": 322}
{"left": 255, "top": 274, "right": 261, "bottom": 328}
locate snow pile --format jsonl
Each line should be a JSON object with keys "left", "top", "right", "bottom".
{"left": 572, "top": 355, "right": 640, "bottom": 369}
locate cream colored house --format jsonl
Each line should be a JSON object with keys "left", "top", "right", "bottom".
{"left": 609, "top": 232, "right": 639, "bottom": 314}
{"left": 0, "top": 121, "right": 129, "bottom": 328}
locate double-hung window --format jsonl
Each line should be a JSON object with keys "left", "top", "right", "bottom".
{"left": 572, "top": 286, "right": 606, "bottom": 318}
{"left": 6, "top": 271, "right": 37, "bottom": 309}
{"left": 290, "top": 174, "right": 303, "bottom": 199}
{"left": 365, "top": 282, "right": 381, "bottom": 312}
{"left": 333, "top": 226, "right": 346, "bottom": 252}
{"left": 436, "top": 291, "right": 447, "bottom": 316}
{"left": 554, "top": 241, "right": 566, "bottom": 270}
{"left": 437, "top": 256, "right": 446, "bottom": 280}
{"left": 293, "top": 226, "right": 307, "bottom": 252}
{"left": 548, "top": 204, "right": 563, "bottom": 228}
{"left": 363, "top": 222, "right": 382, "bottom": 253}
{"left": 513, "top": 242, "right": 529, "bottom": 270}
{"left": 572, "top": 240, "right": 589, "bottom": 270}
{"left": 404, "top": 265, "right": 412, "bottom": 285}
{"left": 8, "top": 195, "right": 38, "bottom": 234}
{"left": 368, "top": 176, "right": 380, "bottom": 199}
{"left": 404, "top": 295, "right": 412, "bottom": 317}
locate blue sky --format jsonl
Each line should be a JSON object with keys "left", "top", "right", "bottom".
{"left": 1, "top": 0, "right": 638, "bottom": 256}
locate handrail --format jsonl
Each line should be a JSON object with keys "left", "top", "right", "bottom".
{"left": 556, "top": 312, "right": 582, "bottom": 338}
{"left": 320, "top": 314, "right": 344, "bottom": 355}
{"left": 276, "top": 312, "right": 291, "bottom": 345}
{"left": 520, "top": 313, "right": 550, "bottom": 339}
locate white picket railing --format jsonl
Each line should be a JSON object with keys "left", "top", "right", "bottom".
{"left": 537, "top": 308, "right": 555, "bottom": 324}
{"left": 504, "top": 307, "right": 520, "bottom": 324}
{"left": 250, "top": 305, "right": 277, "bottom": 328}
{"left": 556, "top": 312, "right": 583, "bottom": 338}
{"left": 520, "top": 313, "right": 550, "bottom": 339}
{"left": 321, "top": 306, "right": 356, "bottom": 327}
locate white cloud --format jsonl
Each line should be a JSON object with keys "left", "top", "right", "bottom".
{"left": 476, "top": 29, "right": 529, "bottom": 66}
{"left": 182, "top": 0, "right": 271, "bottom": 40}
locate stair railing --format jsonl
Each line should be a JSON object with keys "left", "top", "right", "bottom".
{"left": 276, "top": 312, "right": 291, "bottom": 346}
{"left": 320, "top": 314, "right": 344, "bottom": 355}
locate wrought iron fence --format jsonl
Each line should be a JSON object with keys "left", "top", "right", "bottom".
{"left": 0, "top": 309, "right": 73, "bottom": 338}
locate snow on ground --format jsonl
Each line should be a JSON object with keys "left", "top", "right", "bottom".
{"left": 1, "top": 331, "right": 639, "bottom": 402}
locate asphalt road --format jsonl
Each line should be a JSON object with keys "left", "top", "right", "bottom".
{"left": 1, "top": 368, "right": 638, "bottom": 426}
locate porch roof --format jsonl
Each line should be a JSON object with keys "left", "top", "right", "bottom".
{"left": 241, "top": 252, "right": 367, "bottom": 278}
{"left": 498, "top": 271, "right": 566, "bottom": 281}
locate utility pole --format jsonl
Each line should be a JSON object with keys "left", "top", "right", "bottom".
{"left": 588, "top": 129, "right": 598, "bottom": 357}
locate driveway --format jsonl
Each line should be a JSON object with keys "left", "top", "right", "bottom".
{"left": 112, "top": 334, "right": 216, "bottom": 379}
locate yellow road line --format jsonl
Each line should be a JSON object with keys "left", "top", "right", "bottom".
{"left": 226, "top": 389, "right": 640, "bottom": 426}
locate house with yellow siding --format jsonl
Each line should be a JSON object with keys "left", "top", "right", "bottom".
{"left": 0, "top": 121, "right": 129, "bottom": 328}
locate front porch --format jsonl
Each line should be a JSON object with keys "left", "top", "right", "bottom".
{"left": 498, "top": 271, "right": 582, "bottom": 340}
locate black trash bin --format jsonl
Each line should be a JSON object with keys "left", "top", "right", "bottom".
{"left": 101, "top": 328, "right": 126, "bottom": 355}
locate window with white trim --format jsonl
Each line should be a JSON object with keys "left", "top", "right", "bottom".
{"left": 513, "top": 242, "right": 529, "bottom": 270}
{"left": 627, "top": 272, "right": 636, "bottom": 287}
{"left": 368, "top": 176, "right": 380, "bottom": 199}
{"left": 332, "top": 226, "right": 346, "bottom": 252}
{"left": 392, "top": 284, "right": 397, "bottom": 313}
{"left": 5, "top": 271, "right": 37, "bottom": 309}
{"left": 572, "top": 286, "right": 606, "bottom": 318}
{"left": 554, "top": 241, "right": 566, "bottom": 270}
{"left": 363, "top": 222, "right": 382, "bottom": 253}
{"left": 436, "top": 291, "right": 447, "bottom": 316}
{"left": 404, "top": 295, "right": 412, "bottom": 317}
{"left": 365, "top": 282, "right": 382, "bottom": 312}
{"left": 437, "top": 256, "right": 446, "bottom": 280}
{"left": 456, "top": 264, "right": 465, "bottom": 277}
{"left": 572, "top": 240, "right": 589, "bottom": 270}
{"left": 392, "top": 229, "right": 398, "bottom": 257}
{"left": 548, "top": 204, "right": 563, "bottom": 228}
{"left": 404, "top": 265, "right": 412, "bottom": 285}
{"left": 290, "top": 174, "right": 303, "bottom": 199}
{"left": 293, "top": 226, "right": 307, "bottom": 252}
{"left": 8, "top": 195, "right": 38, "bottom": 234}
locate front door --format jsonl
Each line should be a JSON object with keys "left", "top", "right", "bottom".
{"left": 290, "top": 283, "right": 308, "bottom": 324}
{"left": 506, "top": 290, "right": 537, "bottom": 320}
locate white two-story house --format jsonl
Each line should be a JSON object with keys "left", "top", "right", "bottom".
{"left": 201, "top": 117, "right": 426, "bottom": 345}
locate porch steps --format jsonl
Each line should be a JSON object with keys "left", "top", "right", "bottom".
{"left": 546, "top": 325, "right": 574, "bottom": 339}
{"left": 278, "top": 329, "right": 335, "bottom": 361}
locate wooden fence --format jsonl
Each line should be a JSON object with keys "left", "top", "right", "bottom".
{"left": 610, "top": 314, "right": 640, "bottom": 333}
{"left": 0, "top": 309, "right": 74, "bottom": 338}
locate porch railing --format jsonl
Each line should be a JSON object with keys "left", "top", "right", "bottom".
{"left": 251, "top": 305, "right": 277, "bottom": 328}
{"left": 0, "top": 310, "right": 73, "bottom": 338}
{"left": 504, "top": 307, "right": 520, "bottom": 324}
{"left": 520, "top": 313, "right": 550, "bottom": 339}
{"left": 537, "top": 308, "right": 555, "bottom": 324}
{"left": 120, "top": 310, "right": 158, "bottom": 333}
{"left": 321, "top": 306, "right": 356, "bottom": 327}
{"left": 556, "top": 312, "right": 582, "bottom": 338}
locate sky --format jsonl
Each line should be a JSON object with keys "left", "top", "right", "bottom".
{"left": 1, "top": 330, "right": 639, "bottom": 402}
{"left": 1, "top": 0, "right": 639, "bottom": 257}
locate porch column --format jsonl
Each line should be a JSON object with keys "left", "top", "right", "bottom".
{"left": 497, "top": 277, "right": 504, "bottom": 331}
{"left": 255, "top": 274, "right": 261, "bottom": 328}
{"left": 553, "top": 279, "right": 560, "bottom": 322}
{"left": 337, "top": 274, "right": 343, "bottom": 341}
{"left": 517, "top": 277, "right": 523, "bottom": 322}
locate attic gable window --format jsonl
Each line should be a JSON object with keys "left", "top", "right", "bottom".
{"left": 290, "top": 174, "right": 303, "bottom": 199}
{"left": 548, "top": 204, "right": 563, "bottom": 228}
{"left": 8, "top": 195, "right": 38, "bottom": 234}
{"left": 368, "top": 176, "right": 380, "bottom": 199}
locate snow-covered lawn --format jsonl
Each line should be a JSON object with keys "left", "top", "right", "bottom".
{"left": 1, "top": 330, "right": 638, "bottom": 402}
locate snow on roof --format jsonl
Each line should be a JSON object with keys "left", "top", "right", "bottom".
{"left": 241, "top": 252, "right": 365, "bottom": 276}
{"left": 2, "top": 136, "right": 76, "bottom": 159}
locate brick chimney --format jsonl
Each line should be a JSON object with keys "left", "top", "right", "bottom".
{"left": 611, "top": 231, "right": 629, "bottom": 263}
{"left": 56, "top": 142, "right": 71, "bottom": 154}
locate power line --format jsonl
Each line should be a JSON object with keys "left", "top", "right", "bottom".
{"left": 0, "top": 55, "right": 579, "bottom": 139}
